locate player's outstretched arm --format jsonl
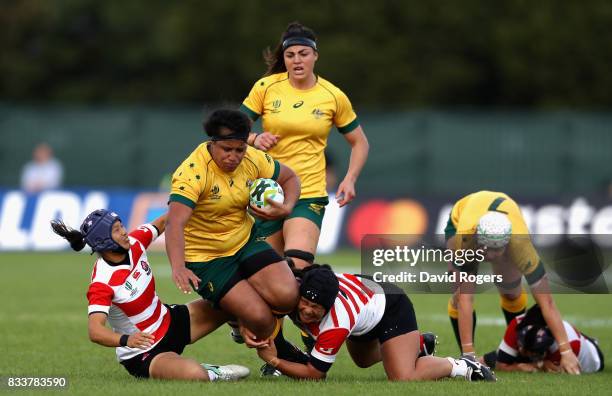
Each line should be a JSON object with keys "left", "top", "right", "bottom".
{"left": 531, "top": 278, "right": 581, "bottom": 374}
{"left": 88, "top": 313, "right": 154, "bottom": 349}
{"left": 166, "top": 202, "right": 201, "bottom": 294}
{"left": 456, "top": 290, "right": 476, "bottom": 355}
{"left": 257, "top": 342, "right": 325, "bottom": 380}
{"left": 150, "top": 212, "right": 167, "bottom": 235}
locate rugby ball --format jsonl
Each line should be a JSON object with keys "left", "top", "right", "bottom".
{"left": 249, "top": 178, "right": 284, "bottom": 208}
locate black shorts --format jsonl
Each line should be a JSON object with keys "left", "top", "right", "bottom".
{"left": 348, "top": 283, "right": 418, "bottom": 344}
{"left": 120, "top": 304, "right": 191, "bottom": 378}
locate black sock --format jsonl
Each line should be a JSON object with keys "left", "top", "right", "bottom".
{"left": 502, "top": 307, "right": 525, "bottom": 325}
{"left": 274, "top": 328, "right": 309, "bottom": 364}
{"left": 450, "top": 311, "right": 477, "bottom": 353}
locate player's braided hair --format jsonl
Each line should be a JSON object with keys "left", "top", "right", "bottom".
{"left": 50, "top": 220, "right": 86, "bottom": 252}
{"left": 264, "top": 21, "right": 317, "bottom": 76}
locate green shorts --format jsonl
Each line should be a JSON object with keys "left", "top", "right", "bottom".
{"left": 255, "top": 196, "right": 329, "bottom": 238}
{"left": 186, "top": 230, "right": 282, "bottom": 305}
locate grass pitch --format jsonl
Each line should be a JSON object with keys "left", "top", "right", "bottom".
{"left": 1, "top": 250, "right": 610, "bottom": 395}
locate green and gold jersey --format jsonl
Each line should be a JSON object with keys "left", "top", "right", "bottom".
{"left": 448, "top": 190, "right": 544, "bottom": 284}
{"left": 169, "top": 142, "right": 279, "bottom": 262}
{"left": 241, "top": 72, "right": 359, "bottom": 198}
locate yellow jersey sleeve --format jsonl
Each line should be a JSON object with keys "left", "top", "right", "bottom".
{"left": 333, "top": 88, "right": 359, "bottom": 134}
{"left": 241, "top": 78, "right": 266, "bottom": 120}
{"left": 169, "top": 155, "right": 207, "bottom": 209}
{"left": 249, "top": 149, "right": 280, "bottom": 180}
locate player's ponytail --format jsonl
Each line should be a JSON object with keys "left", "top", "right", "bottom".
{"left": 50, "top": 220, "right": 86, "bottom": 252}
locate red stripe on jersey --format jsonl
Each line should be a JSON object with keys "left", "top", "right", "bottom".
{"left": 150, "top": 310, "right": 171, "bottom": 343}
{"left": 315, "top": 328, "right": 349, "bottom": 356}
{"left": 108, "top": 269, "right": 131, "bottom": 287}
{"left": 503, "top": 318, "right": 519, "bottom": 350}
{"left": 115, "top": 277, "right": 156, "bottom": 316}
{"left": 129, "top": 226, "right": 154, "bottom": 248}
{"left": 307, "top": 322, "right": 320, "bottom": 337}
{"left": 338, "top": 294, "right": 355, "bottom": 329}
{"left": 330, "top": 306, "right": 339, "bottom": 328}
{"left": 130, "top": 242, "right": 144, "bottom": 265}
{"left": 87, "top": 282, "right": 114, "bottom": 306}
{"left": 136, "top": 299, "right": 162, "bottom": 331}
{"left": 344, "top": 274, "right": 374, "bottom": 298}
{"left": 339, "top": 278, "right": 368, "bottom": 304}
{"left": 339, "top": 285, "right": 361, "bottom": 314}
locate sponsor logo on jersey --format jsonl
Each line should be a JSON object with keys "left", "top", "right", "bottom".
{"left": 207, "top": 281, "right": 215, "bottom": 293}
{"left": 293, "top": 100, "right": 304, "bottom": 108}
{"left": 229, "top": 177, "right": 234, "bottom": 187}
{"left": 264, "top": 153, "right": 272, "bottom": 164}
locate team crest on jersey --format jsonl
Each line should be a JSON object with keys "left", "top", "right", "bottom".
{"left": 209, "top": 184, "right": 221, "bottom": 200}
{"left": 271, "top": 99, "right": 282, "bottom": 113}
{"left": 140, "top": 260, "right": 151, "bottom": 275}
{"left": 312, "top": 108, "right": 325, "bottom": 119}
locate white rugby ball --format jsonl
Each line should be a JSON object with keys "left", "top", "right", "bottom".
{"left": 249, "top": 178, "right": 284, "bottom": 208}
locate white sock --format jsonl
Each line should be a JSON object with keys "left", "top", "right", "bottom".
{"left": 447, "top": 357, "right": 468, "bottom": 378}
{"left": 206, "top": 369, "right": 219, "bottom": 382}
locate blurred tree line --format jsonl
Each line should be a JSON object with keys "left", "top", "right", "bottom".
{"left": 2, "top": 0, "right": 612, "bottom": 108}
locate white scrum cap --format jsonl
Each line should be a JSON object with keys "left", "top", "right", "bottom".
{"left": 476, "top": 212, "right": 512, "bottom": 248}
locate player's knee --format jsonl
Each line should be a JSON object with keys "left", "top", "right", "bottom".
{"left": 242, "top": 305, "right": 275, "bottom": 337}
{"left": 268, "top": 282, "right": 299, "bottom": 313}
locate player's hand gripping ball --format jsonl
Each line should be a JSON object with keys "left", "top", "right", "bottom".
{"left": 249, "top": 178, "right": 284, "bottom": 208}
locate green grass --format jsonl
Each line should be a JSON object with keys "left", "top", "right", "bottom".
{"left": 1, "top": 250, "right": 610, "bottom": 395}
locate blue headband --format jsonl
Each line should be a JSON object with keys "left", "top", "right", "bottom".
{"left": 282, "top": 37, "right": 317, "bottom": 51}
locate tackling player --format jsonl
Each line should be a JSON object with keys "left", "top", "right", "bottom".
{"left": 493, "top": 304, "right": 604, "bottom": 373}
{"left": 254, "top": 265, "right": 496, "bottom": 382}
{"left": 51, "top": 209, "right": 249, "bottom": 381}
{"left": 444, "top": 190, "right": 581, "bottom": 374}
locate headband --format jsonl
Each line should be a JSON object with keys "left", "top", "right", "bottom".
{"left": 282, "top": 37, "right": 317, "bottom": 51}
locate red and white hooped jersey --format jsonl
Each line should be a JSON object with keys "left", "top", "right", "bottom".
{"left": 86, "top": 223, "right": 170, "bottom": 362}
{"left": 301, "top": 274, "right": 386, "bottom": 365}
{"left": 498, "top": 314, "right": 602, "bottom": 373}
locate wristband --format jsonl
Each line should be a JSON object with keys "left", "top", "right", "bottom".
{"left": 119, "top": 334, "right": 129, "bottom": 347}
